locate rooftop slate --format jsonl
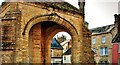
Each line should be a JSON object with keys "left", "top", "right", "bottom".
{"left": 1, "top": 0, "right": 80, "bottom": 14}
{"left": 51, "top": 38, "right": 63, "bottom": 50}
{"left": 90, "top": 24, "right": 115, "bottom": 35}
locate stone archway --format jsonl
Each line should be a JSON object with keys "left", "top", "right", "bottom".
{"left": 1, "top": 2, "right": 93, "bottom": 64}
{"left": 23, "top": 14, "right": 80, "bottom": 64}
{"left": 28, "top": 21, "right": 72, "bottom": 63}
{"left": 23, "top": 13, "right": 78, "bottom": 36}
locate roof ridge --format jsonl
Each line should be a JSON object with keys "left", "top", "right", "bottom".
{"left": 90, "top": 24, "right": 114, "bottom": 30}
{"left": 90, "top": 24, "right": 115, "bottom": 34}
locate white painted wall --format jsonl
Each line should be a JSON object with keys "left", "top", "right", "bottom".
{"left": 51, "top": 58, "right": 62, "bottom": 64}
{"left": 63, "top": 55, "right": 71, "bottom": 63}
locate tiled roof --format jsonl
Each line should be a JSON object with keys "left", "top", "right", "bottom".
{"left": 51, "top": 38, "right": 63, "bottom": 50}
{"left": 33, "top": 2, "right": 80, "bottom": 14}
{"left": 90, "top": 24, "right": 115, "bottom": 35}
{"left": 2, "top": 0, "right": 80, "bottom": 14}
{"left": 63, "top": 48, "right": 71, "bottom": 55}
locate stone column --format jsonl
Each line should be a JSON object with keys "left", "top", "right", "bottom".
{"left": 30, "top": 23, "right": 42, "bottom": 63}
{"left": 44, "top": 39, "right": 51, "bottom": 64}
{"left": 41, "top": 24, "right": 45, "bottom": 64}
{"left": 72, "top": 19, "right": 83, "bottom": 64}
{"left": 72, "top": 35, "right": 83, "bottom": 64}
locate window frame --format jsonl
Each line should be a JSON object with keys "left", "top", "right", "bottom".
{"left": 64, "top": 56, "right": 66, "bottom": 60}
{"left": 105, "top": 47, "right": 108, "bottom": 55}
{"left": 100, "top": 47, "right": 108, "bottom": 56}
{"left": 100, "top": 47, "right": 103, "bottom": 56}
{"left": 92, "top": 38, "right": 96, "bottom": 44}
{"left": 102, "top": 36, "right": 106, "bottom": 43}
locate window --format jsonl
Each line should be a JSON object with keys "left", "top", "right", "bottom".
{"left": 64, "top": 56, "right": 66, "bottom": 60}
{"left": 92, "top": 38, "right": 96, "bottom": 44}
{"left": 102, "top": 36, "right": 106, "bottom": 43}
{"left": 100, "top": 47, "right": 103, "bottom": 56}
{"left": 105, "top": 47, "right": 108, "bottom": 55}
{"left": 100, "top": 47, "right": 108, "bottom": 56}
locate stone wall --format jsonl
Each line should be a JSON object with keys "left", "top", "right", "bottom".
{"left": 0, "top": 2, "right": 94, "bottom": 64}
{"left": 92, "top": 33, "right": 113, "bottom": 63}
{"left": 51, "top": 49, "right": 63, "bottom": 57}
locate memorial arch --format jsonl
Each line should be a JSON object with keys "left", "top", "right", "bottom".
{"left": 0, "top": 2, "right": 94, "bottom": 64}
{"left": 23, "top": 14, "right": 78, "bottom": 63}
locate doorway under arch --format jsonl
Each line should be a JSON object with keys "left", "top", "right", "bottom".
{"left": 51, "top": 31, "right": 72, "bottom": 64}
{"left": 28, "top": 21, "right": 77, "bottom": 64}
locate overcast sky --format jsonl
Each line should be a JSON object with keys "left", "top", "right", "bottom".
{"left": 0, "top": 0, "right": 119, "bottom": 29}
{"left": 65, "top": 0, "right": 119, "bottom": 29}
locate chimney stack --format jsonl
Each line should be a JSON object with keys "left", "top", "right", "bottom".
{"left": 84, "top": 21, "right": 89, "bottom": 28}
{"left": 78, "top": 0, "right": 85, "bottom": 14}
{"left": 114, "top": 14, "right": 120, "bottom": 33}
{"left": 118, "top": 14, "right": 120, "bottom": 33}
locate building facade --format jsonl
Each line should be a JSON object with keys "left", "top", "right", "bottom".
{"left": 63, "top": 48, "right": 71, "bottom": 64}
{"left": 60, "top": 39, "right": 71, "bottom": 53}
{"left": 91, "top": 24, "right": 116, "bottom": 64}
{"left": 51, "top": 38, "right": 63, "bottom": 64}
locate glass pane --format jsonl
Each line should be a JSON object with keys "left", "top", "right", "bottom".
{"left": 102, "top": 36, "right": 106, "bottom": 43}
{"left": 100, "top": 47, "right": 103, "bottom": 56}
{"left": 103, "top": 48, "right": 105, "bottom": 55}
{"left": 105, "top": 47, "right": 108, "bottom": 55}
{"left": 92, "top": 38, "right": 96, "bottom": 44}
{"left": 64, "top": 56, "right": 66, "bottom": 60}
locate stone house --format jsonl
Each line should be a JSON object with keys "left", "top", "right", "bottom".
{"left": 63, "top": 48, "right": 71, "bottom": 64}
{"left": 51, "top": 38, "right": 63, "bottom": 64}
{"left": 90, "top": 24, "right": 116, "bottom": 64}
{"left": 63, "top": 47, "right": 94, "bottom": 64}
{"left": 60, "top": 39, "right": 71, "bottom": 53}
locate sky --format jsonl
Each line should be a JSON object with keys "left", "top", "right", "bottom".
{"left": 0, "top": 0, "right": 119, "bottom": 39}
{"left": 65, "top": 0, "right": 119, "bottom": 29}
{"left": 0, "top": 0, "right": 119, "bottom": 29}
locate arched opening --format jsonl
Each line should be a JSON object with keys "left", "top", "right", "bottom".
{"left": 51, "top": 32, "right": 72, "bottom": 64}
{"left": 28, "top": 21, "right": 74, "bottom": 64}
